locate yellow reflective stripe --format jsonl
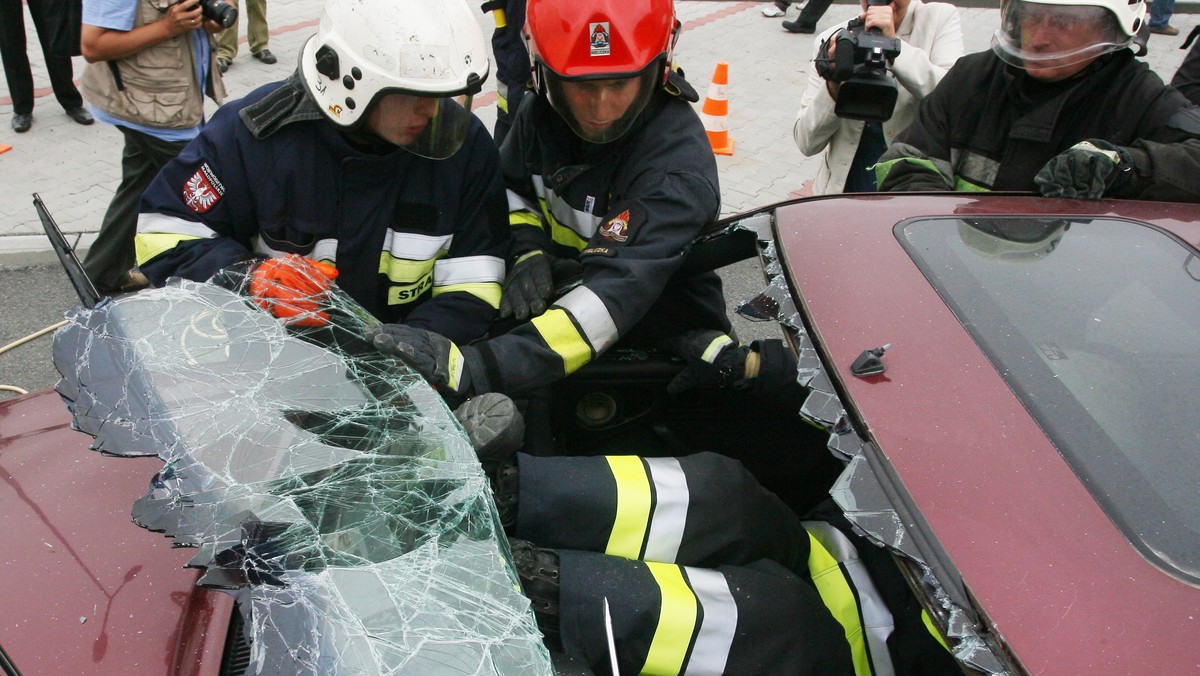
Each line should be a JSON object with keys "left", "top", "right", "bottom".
{"left": 700, "top": 334, "right": 734, "bottom": 364}
{"left": 530, "top": 308, "right": 592, "bottom": 374}
{"left": 447, "top": 342, "right": 465, "bottom": 391}
{"left": 921, "top": 609, "right": 950, "bottom": 651}
{"left": 539, "top": 197, "right": 589, "bottom": 251}
{"left": 604, "top": 456, "right": 652, "bottom": 559}
{"left": 952, "top": 178, "right": 990, "bottom": 192}
{"left": 432, "top": 281, "right": 502, "bottom": 308}
{"left": 808, "top": 532, "right": 872, "bottom": 676}
{"left": 515, "top": 250, "right": 544, "bottom": 265}
{"left": 378, "top": 251, "right": 437, "bottom": 283}
{"left": 135, "top": 233, "right": 199, "bottom": 266}
{"left": 510, "top": 211, "right": 544, "bottom": 229}
{"left": 643, "top": 562, "right": 698, "bottom": 676}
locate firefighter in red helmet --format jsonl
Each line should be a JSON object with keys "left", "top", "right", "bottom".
{"left": 368, "top": 0, "right": 731, "bottom": 401}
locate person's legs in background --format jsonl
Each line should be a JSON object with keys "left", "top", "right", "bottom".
{"left": 215, "top": 0, "right": 240, "bottom": 72}
{"left": 246, "top": 0, "right": 274, "bottom": 63}
{"left": 0, "top": 0, "right": 36, "bottom": 131}
{"left": 783, "top": 0, "right": 834, "bottom": 34}
{"left": 24, "top": 0, "right": 90, "bottom": 123}
{"left": 1148, "top": 0, "right": 1178, "bottom": 35}
{"left": 83, "top": 128, "right": 189, "bottom": 293}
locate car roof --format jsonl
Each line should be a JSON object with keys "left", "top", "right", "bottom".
{"left": 774, "top": 194, "right": 1200, "bottom": 674}
{"left": 0, "top": 388, "right": 233, "bottom": 675}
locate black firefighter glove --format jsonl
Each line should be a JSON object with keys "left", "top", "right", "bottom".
{"left": 499, "top": 250, "right": 554, "bottom": 321}
{"left": 661, "top": 329, "right": 800, "bottom": 401}
{"left": 660, "top": 330, "right": 753, "bottom": 396}
{"left": 1035, "top": 139, "right": 1136, "bottom": 200}
{"left": 365, "top": 324, "right": 479, "bottom": 401}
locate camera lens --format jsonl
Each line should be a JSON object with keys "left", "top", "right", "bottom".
{"left": 199, "top": 0, "right": 238, "bottom": 28}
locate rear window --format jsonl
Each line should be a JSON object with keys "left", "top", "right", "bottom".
{"left": 899, "top": 216, "right": 1200, "bottom": 583}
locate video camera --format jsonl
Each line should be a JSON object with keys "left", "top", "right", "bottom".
{"left": 814, "top": 0, "right": 901, "bottom": 122}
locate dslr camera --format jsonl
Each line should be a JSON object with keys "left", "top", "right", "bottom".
{"left": 814, "top": 0, "right": 901, "bottom": 122}
{"left": 176, "top": 0, "right": 237, "bottom": 28}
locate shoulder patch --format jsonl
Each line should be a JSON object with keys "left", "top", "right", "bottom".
{"left": 599, "top": 209, "right": 631, "bottom": 242}
{"left": 183, "top": 163, "right": 225, "bottom": 214}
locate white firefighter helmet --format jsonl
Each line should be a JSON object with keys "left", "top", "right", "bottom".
{"left": 992, "top": 0, "right": 1145, "bottom": 73}
{"left": 300, "top": 0, "right": 489, "bottom": 158}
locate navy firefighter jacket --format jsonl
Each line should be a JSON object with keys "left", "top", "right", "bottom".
{"left": 471, "top": 71, "right": 732, "bottom": 396}
{"left": 136, "top": 76, "right": 510, "bottom": 345}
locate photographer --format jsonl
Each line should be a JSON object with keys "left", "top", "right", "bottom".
{"left": 793, "top": 0, "right": 962, "bottom": 194}
{"left": 80, "top": 0, "right": 227, "bottom": 294}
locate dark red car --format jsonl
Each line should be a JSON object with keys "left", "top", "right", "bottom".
{"left": 2, "top": 194, "right": 1198, "bottom": 674}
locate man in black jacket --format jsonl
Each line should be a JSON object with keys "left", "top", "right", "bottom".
{"left": 368, "top": 0, "right": 730, "bottom": 402}
{"left": 875, "top": 0, "right": 1200, "bottom": 201}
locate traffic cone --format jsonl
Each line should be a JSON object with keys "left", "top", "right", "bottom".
{"left": 0, "top": 144, "right": 10, "bottom": 155}
{"left": 700, "top": 61, "right": 734, "bottom": 156}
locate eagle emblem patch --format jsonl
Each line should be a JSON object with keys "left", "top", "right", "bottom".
{"left": 183, "top": 163, "right": 225, "bottom": 214}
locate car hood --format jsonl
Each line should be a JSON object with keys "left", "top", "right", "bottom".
{"left": 0, "top": 388, "right": 233, "bottom": 675}
{"left": 758, "top": 194, "right": 1200, "bottom": 674}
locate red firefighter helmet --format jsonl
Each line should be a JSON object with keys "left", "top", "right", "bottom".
{"left": 524, "top": 0, "right": 679, "bottom": 142}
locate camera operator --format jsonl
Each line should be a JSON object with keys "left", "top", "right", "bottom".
{"left": 793, "top": 0, "right": 962, "bottom": 194}
{"left": 79, "top": 0, "right": 227, "bottom": 295}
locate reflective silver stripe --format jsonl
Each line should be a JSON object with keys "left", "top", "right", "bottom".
{"left": 952, "top": 149, "right": 1000, "bottom": 189}
{"left": 553, "top": 286, "right": 618, "bottom": 354}
{"left": 531, "top": 175, "right": 603, "bottom": 240}
{"left": 252, "top": 236, "right": 339, "bottom": 262}
{"left": 804, "top": 521, "right": 896, "bottom": 676}
{"left": 507, "top": 188, "right": 541, "bottom": 214}
{"left": 643, "top": 457, "right": 689, "bottom": 563}
{"left": 253, "top": 234, "right": 281, "bottom": 257}
{"left": 136, "top": 212, "right": 219, "bottom": 238}
{"left": 682, "top": 568, "right": 737, "bottom": 676}
{"left": 433, "top": 255, "right": 505, "bottom": 286}
{"left": 382, "top": 231, "right": 453, "bottom": 260}
{"left": 312, "top": 239, "right": 338, "bottom": 263}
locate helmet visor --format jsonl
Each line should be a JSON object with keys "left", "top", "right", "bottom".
{"left": 992, "top": 1, "right": 1129, "bottom": 75}
{"left": 543, "top": 61, "right": 659, "bottom": 144}
{"left": 366, "top": 92, "right": 474, "bottom": 160}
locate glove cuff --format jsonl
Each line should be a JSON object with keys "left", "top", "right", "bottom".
{"left": 462, "top": 344, "right": 492, "bottom": 395}
{"left": 740, "top": 339, "right": 802, "bottom": 402}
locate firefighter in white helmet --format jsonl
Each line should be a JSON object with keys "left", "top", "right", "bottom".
{"left": 875, "top": 0, "right": 1200, "bottom": 201}
{"left": 135, "top": 0, "right": 509, "bottom": 344}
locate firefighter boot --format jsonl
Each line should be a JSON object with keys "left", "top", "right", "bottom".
{"left": 509, "top": 538, "right": 562, "bottom": 650}
{"left": 453, "top": 392, "right": 525, "bottom": 470}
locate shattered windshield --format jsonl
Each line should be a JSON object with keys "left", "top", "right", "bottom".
{"left": 52, "top": 277, "right": 551, "bottom": 674}
{"left": 899, "top": 216, "right": 1200, "bottom": 583}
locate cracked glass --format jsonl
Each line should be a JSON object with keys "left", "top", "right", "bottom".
{"left": 52, "top": 273, "right": 551, "bottom": 675}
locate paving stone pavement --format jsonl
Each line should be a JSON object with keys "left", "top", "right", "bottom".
{"left": 1, "top": 0, "right": 1195, "bottom": 263}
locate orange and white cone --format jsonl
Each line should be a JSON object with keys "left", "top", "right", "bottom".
{"left": 700, "top": 61, "right": 734, "bottom": 156}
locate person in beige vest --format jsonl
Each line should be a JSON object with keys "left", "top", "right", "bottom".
{"left": 79, "top": 0, "right": 226, "bottom": 294}
{"left": 793, "top": 0, "right": 963, "bottom": 194}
